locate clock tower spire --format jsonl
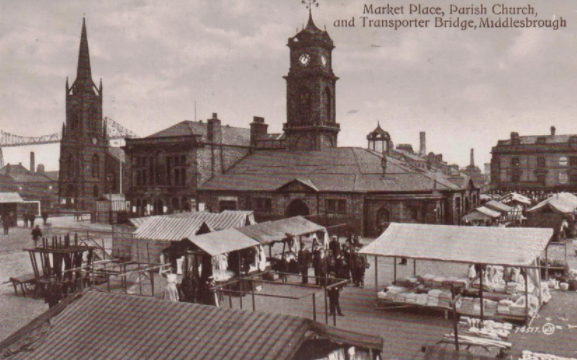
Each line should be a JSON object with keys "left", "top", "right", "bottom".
{"left": 283, "top": 3, "right": 339, "bottom": 150}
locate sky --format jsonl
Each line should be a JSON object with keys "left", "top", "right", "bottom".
{"left": 1, "top": 0, "right": 577, "bottom": 171}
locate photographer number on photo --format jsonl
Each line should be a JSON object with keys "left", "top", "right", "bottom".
{"left": 515, "top": 323, "right": 555, "bottom": 336}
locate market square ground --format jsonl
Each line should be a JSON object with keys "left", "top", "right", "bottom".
{"left": 1, "top": 218, "right": 577, "bottom": 359}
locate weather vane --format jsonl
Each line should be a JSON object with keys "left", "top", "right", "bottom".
{"left": 302, "top": 0, "right": 319, "bottom": 14}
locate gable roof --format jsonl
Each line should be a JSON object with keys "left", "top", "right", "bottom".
{"left": 133, "top": 217, "right": 212, "bottom": 241}
{"left": 484, "top": 200, "right": 512, "bottom": 214}
{"left": 130, "top": 211, "right": 254, "bottom": 232}
{"left": 200, "top": 148, "right": 464, "bottom": 193}
{"left": 0, "top": 164, "right": 54, "bottom": 184}
{"left": 0, "top": 290, "right": 383, "bottom": 359}
{"left": 237, "top": 216, "right": 326, "bottom": 245}
{"left": 359, "top": 223, "right": 552, "bottom": 267}
{"left": 146, "top": 120, "right": 250, "bottom": 146}
{"left": 528, "top": 192, "right": 577, "bottom": 214}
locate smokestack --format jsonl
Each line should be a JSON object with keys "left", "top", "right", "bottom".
{"left": 470, "top": 148, "right": 475, "bottom": 167}
{"left": 419, "top": 132, "right": 426, "bottom": 156}
{"left": 551, "top": 126, "right": 556, "bottom": 136}
{"left": 30, "top": 152, "right": 35, "bottom": 173}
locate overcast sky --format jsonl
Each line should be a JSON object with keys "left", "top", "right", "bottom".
{"left": 1, "top": 0, "right": 576, "bottom": 171}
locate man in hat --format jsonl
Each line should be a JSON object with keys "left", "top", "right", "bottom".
{"left": 318, "top": 249, "right": 328, "bottom": 287}
{"left": 329, "top": 235, "right": 340, "bottom": 256}
{"left": 354, "top": 250, "right": 367, "bottom": 288}
{"left": 31, "top": 225, "right": 42, "bottom": 246}
{"left": 327, "top": 272, "right": 344, "bottom": 316}
{"left": 297, "top": 242, "right": 311, "bottom": 284}
{"left": 312, "top": 244, "right": 321, "bottom": 285}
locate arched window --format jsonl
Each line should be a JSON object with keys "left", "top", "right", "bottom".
{"left": 89, "top": 107, "right": 98, "bottom": 134}
{"left": 324, "top": 87, "right": 332, "bottom": 122}
{"left": 91, "top": 154, "right": 99, "bottom": 178}
{"left": 67, "top": 154, "right": 74, "bottom": 179}
{"left": 93, "top": 184, "right": 99, "bottom": 198}
{"left": 70, "top": 111, "right": 80, "bottom": 130}
{"left": 298, "top": 87, "right": 311, "bottom": 123}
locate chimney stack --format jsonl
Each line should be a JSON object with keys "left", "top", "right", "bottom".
{"left": 470, "top": 148, "right": 475, "bottom": 167}
{"left": 551, "top": 126, "right": 556, "bottom": 136}
{"left": 207, "top": 112, "right": 222, "bottom": 144}
{"left": 419, "top": 132, "right": 426, "bottom": 156}
{"left": 30, "top": 152, "right": 35, "bottom": 173}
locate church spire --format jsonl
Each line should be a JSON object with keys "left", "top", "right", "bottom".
{"left": 76, "top": 18, "right": 93, "bottom": 85}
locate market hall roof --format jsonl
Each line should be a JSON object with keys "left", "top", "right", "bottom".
{"left": 359, "top": 223, "right": 553, "bottom": 267}
{"left": 0, "top": 290, "right": 383, "bottom": 359}
{"left": 199, "top": 147, "right": 465, "bottom": 193}
{"left": 145, "top": 120, "right": 250, "bottom": 146}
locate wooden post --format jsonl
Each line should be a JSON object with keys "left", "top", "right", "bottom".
{"left": 452, "top": 294, "right": 459, "bottom": 351}
{"left": 229, "top": 290, "right": 233, "bottom": 308}
{"left": 524, "top": 268, "right": 529, "bottom": 323}
{"left": 324, "top": 287, "right": 328, "bottom": 324}
{"left": 544, "top": 246, "right": 549, "bottom": 281}
{"left": 413, "top": 258, "right": 417, "bottom": 276}
{"left": 136, "top": 244, "right": 142, "bottom": 295}
{"left": 374, "top": 256, "right": 378, "bottom": 289}
{"left": 312, "top": 293, "right": 316, "bottom": 321}
{"left": 479, "top": 266, "right": 484, "bottom": 324}
{"left": 393, "top": 257, "right": 397, "bottom": 284}
{"left": 251, "top": 286, "right": 256, "bottom": 312}
{"left": 150, "top": 270, "right": 155, "bottom": 297}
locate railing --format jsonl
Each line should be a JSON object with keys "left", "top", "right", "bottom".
{"left": 283, "top": 121, "right": 340, "bottom": 130}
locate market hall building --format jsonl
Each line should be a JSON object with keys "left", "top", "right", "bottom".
{"left": 197, "top": 14, "right": 479, "bottom": 237}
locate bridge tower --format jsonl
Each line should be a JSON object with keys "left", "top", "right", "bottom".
{"left": 59, "top": 18, "right": 107, "bottom": 211}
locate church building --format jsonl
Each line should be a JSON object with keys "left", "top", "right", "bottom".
{"left": 58, "top": 19, "right": 125, "bottom": 211}
{"left": 197, "top": 12, "right": 478, "bottom": 236}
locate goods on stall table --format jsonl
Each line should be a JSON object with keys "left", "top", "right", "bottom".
{"left": 521, "top": 350, "right": 577, "bottom": 360}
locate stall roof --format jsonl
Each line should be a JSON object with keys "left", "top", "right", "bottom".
{"left": 501, "top": 192, "right": 532, "bottom": 206}
{"left": 359, "top": 223, "right": 553, "bottom": 266}
{"left": 462, "top": 209, "right": 497, "bottom": 222}
{"left": 129, "top": 210, "right": 254, "bottom": 231}
{"left": 528, "top": 192, "right": 577, "bottom": 214}
{"left": 475, "top": 206, "right": 501, "bottom": 218}
{"left": 484, "top": 200, "right": 513, "bottom": 214}
{"left": 133, "top": 217, "right": 212, "bottom": 241}
{"left": 185, "top": 228, "right": 259, "bottom": 256}
{"left": 0, "top": 290, "right": 383, "bottom": 359}
{"left": 237, "top": 216, "right": 326, "bottom": 245}
{"left": 0, "top": 192, "right": 23, "bottom": 204}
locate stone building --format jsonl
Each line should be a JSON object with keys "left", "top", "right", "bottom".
{"left": 197, "top": 13, "right": 478, "bottom": 236}
{"left": 491, "top": 126, "right": 577, "bottom": 192}
{"left": 58, "top": 19, "right": 125, "bottom": 211}
{"left": 0, "top": 159, "right": 58, "bottom": 210}
{"left": 123, "top": 114, "right": 251, "bottom": 216}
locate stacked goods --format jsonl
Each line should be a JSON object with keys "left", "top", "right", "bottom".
{"left": 451, "top": 278, "right": 470, "bottom": 289}
{"left": 378, "top": 285, "right": 408, "bottom": 301}
{"left": 432, "top": 276, "right": 447, "bottom": 288}
{"left": 521, "top": 350, "right": 576, "bottom": 360}
{"left": 405, "top": 292, "right": 418, "bottom": 304}
{"left": 506, "top": 282, "right": 518, "bottom": 294}
{"left": 395, "top": 276, "right": 419, "bottom": 288}
{"left": 416, "top": 293, "right": 428, "bottom": 305}
{"left": 459, "top": 297, "right": 481, "bottom": 315}
{"left": 427, "top": 289, "right": 443, "bottom": 307}
{"left": 497, "top": 299, "right": 513, "bottom": 315}
{"left": 460, "top": 318, "right": 513, "bottom": 340}
{"left": 510, "top": 295, "right": 539, "bottom": 317}
{"left": 438, "top": 291, "right": 453, "bottom": 309}
{"left": 484, "top": 299, "right": 498, "bottom": 316}
{"left": 421, "top": 274, "right": 436, "bottom": 287}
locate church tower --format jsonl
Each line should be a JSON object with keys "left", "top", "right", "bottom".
{"left": 59, "top": 19, "right": 106, "bottom": 210}
{"left": 283, "top": 10, "right": 340, "bottom": 150}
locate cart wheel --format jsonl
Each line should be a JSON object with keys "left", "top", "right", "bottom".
{"left": 24, "top": 282, "right": 35, "bottom": 292}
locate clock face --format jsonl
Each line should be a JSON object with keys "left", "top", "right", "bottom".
{"left": 299, "top": 53, "right": 310, "bottom": 66}
{"left": 92, "top": 137, "right": 98, "bottom": 145}
{"left": 320, "top": 55, "right": 327, "bottom": 66}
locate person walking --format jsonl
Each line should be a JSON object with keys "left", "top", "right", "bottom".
{"left": 312, "top": 245, "right": 321, "bottom": 285}
{"left": 329, "top": 235, "right": 340, "bottom": 256}
{"left": 31, "top": 225, "right": 42, "bottom": 246}
{"left": 29, "top": 212, "right": 36, "bottom": 228}
{"left": 355, "top": 251, "right": 367, "bottom": 288}
{"left": 23, "top": 212, "right": 29, "bottom": 228}
{"left": 318, "top": 249, "right": 328, "bottom": 287}
{"left": 42, "top": 211, "right": 49, "bottom": 226}
{"left": 327, "top": 272, "right": 344, "bottom": 316}
{"left": 279, "top": 254, "right": 289, "bottom": 283}
{"left": 2, "top": 214, "right": 8, "bottom": 235}
{"left": 298, "top": 243, "right": 311, "bottom": 284}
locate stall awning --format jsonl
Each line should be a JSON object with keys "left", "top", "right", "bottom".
{"left": 185, "top": 228, "right": 259, "bottom": 256}
{"left": 359, "top": 223, "right": 553, "bottom": 266}
{"left": 462, "top": 210, "right": 495, "bottom": 222}
{"left": 528, "top": 192, "right": 577, "bottom": 214}
{"left": 484, "top": 200, "right": 512, "bottom": 214}
{"left": 0, "top": 192, "right": 23, "bottom": 204}
{"left": 133, "top": 217, "right": 212, "bottom": 241}
{"left": 237, "top": 216, "right": 326, "bottom": 245}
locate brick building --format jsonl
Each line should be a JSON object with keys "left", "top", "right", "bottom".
{"left": 197, "top": 14, "right": 478, "bottom": 236}
{"left": 491, "top": 126, "right": 577, "bottom": 192}
{"left": 123, "top": 114, "right": 251, "bottom": 216}
{"left": 0, "top": 159, "right": 58, "bottom": 210}
{"left": 58, "top": 19, "right": 125, "bottom": 211}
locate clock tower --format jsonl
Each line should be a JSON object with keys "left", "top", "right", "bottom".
{"left": 283, "top": 11, "right": 340, "bottom": 150}
{"left": 59, "top": 18, "right": 107, "bottom": 210}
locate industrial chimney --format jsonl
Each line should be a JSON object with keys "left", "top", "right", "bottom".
{"left": 551, "top": 126, "right": 556, "bottom": 136}
{"left": 470, "top": 148, "right": 475, "bottom": 167}
{"left": 419, "top": 132, "right": 426, "bottom": 156}
{"left": 30, "top": 152, "right": 35, "bottom": 173}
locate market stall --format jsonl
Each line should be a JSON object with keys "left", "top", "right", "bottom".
{"left": 526, "top": 192, "right": 577, "bottom": 241}
{"left": 359, "top": 223, "right": 553, "bottom": 325}
{"left": 462, "top": 206, "right": 501, "bottom": 226}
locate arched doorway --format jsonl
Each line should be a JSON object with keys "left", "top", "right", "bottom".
{"left": 286, "top": 199, "right": 310, "bottom": 217}
{"left": 376, "top": 207, "right": 390, "bottom": 235}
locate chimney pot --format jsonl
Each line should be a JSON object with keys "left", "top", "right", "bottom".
{"left": 551, "top": 126, "right": 556, "bottom": 136}
{"left": 212, "top": 113, "right": 217, "bottom": 119}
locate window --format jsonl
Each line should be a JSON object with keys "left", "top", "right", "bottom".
{"left": 93, "top": 184, "right": 98, "bottom": 198}
{"left": 512, "top": 173, "right": 521, "bottom": 182}
{"left": 299, "top": 87, "right": 311, "bottom": 123}
{"left": 166, "top": 155, "right": 187, "bottom": 186}
{"left": 134, "top": 156, "right": 147, "bottom": 186}
{"left": 91, "top": 154, "right": 99, "bottom": 177}
{"left": 511, "top": 157, "right": 520, "bottom": 167}
{"left": 326, "top": 199, "right": 346, "bottom": 214}
{"left": 323, "top": 87, "right": 332, "bottom": 122}
{"left": 219, "top": 200, "right": 237, "bottom": 212}
{"left": 537, "top": 157, "right": 546, "bottom": 168}
{"left": 253, "top": 198, "right": 272, "bottom": 211}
